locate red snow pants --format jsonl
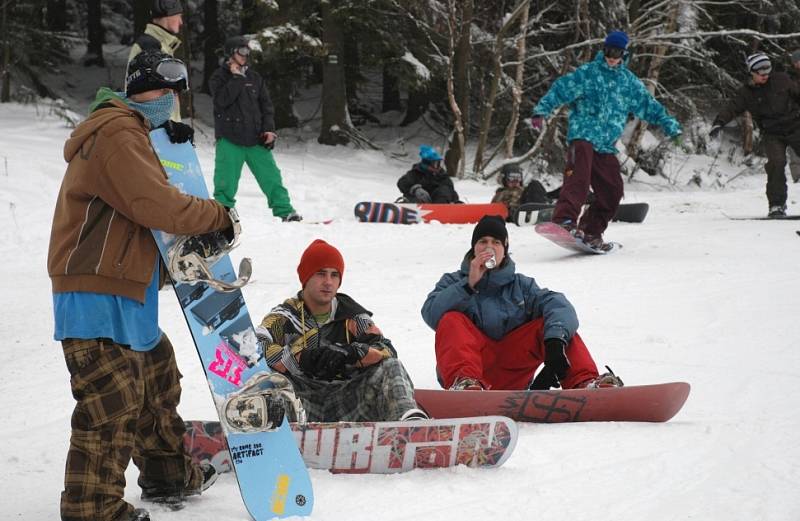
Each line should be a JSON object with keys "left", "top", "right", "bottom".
{"left": 434, "top": 311, "right": 599, "bottom": 390}
{"left": 552, "top": 140, "right": 623, "bottom": 236}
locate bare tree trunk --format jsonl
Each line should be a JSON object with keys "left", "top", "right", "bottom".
{"left": 473, "top": 0, "right": 530, "bottom": 173}
{"left": 400, "top": 85, "right": 428, "bottom": 126}
{"left": 382, "top": 64, "right": 401, "bottom": 112}
{"left": 444, "top": 0, "right": 472, "bottom": 178}
{"left": 626, "top": 1, "right": 680, "bottom": 159}
{"left": 84, "top": 0, "right": 105, "bottom": 67}
{"left": 241, "top": 0, "right": 257, "bottom": 34}
{"left": 318, "top": 0, "right": 352, "bottom": 146}
{"left": 46, "top": 0, "right": 67, "bottom": 31}
{"left": 445, "top": 0, "right": 466, "bottom": 178}
{"left": 132, "top": 0, "right": 149, "bottom": 36}
{"left": 202, "top": 0, "right": 219, "bottom": 94}
{"left": 1, "top": 0, "right": 9, "bottom": 102}
{"left": 503, "top": 1, "right": 529, "bottom": 159}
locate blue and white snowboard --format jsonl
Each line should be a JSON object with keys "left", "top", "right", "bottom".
{"left": 149, "top": 129, "right": 313, "bottom": 520}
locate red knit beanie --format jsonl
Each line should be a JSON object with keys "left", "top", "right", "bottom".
{"left": 297, "top": 239, "right": 345, "bottom": 286}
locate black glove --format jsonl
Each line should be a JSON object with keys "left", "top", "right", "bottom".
{"left": 709, "top": 125, "right": 723, "bottom": 140}
{"left": 162, "top": 120, "right": 194, "bottom": 145}
{"left": 299, "top": 347, "right": 348, "bottom": 381}
{"left": 543, "top": 338, "right": 570, "bottom": 381}
{"left": 410, "top": 184, "right": 431, "bottom": 203}
{"left": 529, "top": 365, "right": 560, "bottom": 390}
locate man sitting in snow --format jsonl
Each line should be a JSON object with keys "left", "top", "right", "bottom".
{"left": 421, "top": 215, "right": 623, "bottom": 391}
{"left": 256, "top": 239, "right": 427, "bottom": 421}
{"left": 397, "top": 145, "right": 461, "bottom": 203}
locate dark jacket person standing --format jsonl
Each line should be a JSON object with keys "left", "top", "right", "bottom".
{"left": 711, "top": 53, "right": 800, "bottom": 217}
{"left": 209, "top": 36, "right": 301, "bottom": 221}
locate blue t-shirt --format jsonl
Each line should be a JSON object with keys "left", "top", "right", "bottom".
{"left": 53, "top": 259, "right": 162, "bottom": 351}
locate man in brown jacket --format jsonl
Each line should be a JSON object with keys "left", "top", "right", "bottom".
{"left": 48, "top": 51, "right": 232, "bottom": 521}
{"left": 710, "top": 53, "right": 800, "bottom": 218}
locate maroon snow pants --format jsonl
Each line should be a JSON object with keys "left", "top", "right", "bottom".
{"left": 434, "top": 312, "right": 599, "bottom": 390}
{"left": 552, "top": 140, "right": 624, "bottom": 236}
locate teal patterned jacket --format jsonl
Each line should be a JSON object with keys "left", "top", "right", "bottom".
{"left": 533, "top": 51, "right": 681, "bottom": 154}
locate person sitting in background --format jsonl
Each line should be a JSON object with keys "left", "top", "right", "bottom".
{"left": 491, "top": 164, "right": 525, "bottom": 219}
{"left": 397, "top": 145, "right": 460, "bottom": 203}
{"left": 421, "top": 215, "right": 622, "bottom": 392}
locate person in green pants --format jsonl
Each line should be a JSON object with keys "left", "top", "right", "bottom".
{"left": 209, "top": 36, "right": 302, "bottom": 221}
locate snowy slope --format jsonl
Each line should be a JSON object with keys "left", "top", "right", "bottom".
{"left": 1, "top": 101, "right": 799, "bottom": 521}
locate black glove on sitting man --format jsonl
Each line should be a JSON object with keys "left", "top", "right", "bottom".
{"left": 299, "top": 340, "right": 371, "bottom": 381}
{"left": 529, "top": 338, "right": 570, "bottom": 390}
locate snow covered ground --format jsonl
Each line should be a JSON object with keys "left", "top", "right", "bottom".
{"left": 1, "top": 100, "right": 799, "bottom": 521}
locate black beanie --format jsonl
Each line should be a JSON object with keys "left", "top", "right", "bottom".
{"left": 471, "top": 215, "right": 508, "bottom": 252}
{"left": 151, "top": 0, "right": 183, "bottom": 17}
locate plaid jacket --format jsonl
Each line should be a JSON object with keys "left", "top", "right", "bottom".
{"left": 257, "top": 292, "right": 396, "bottom": 379}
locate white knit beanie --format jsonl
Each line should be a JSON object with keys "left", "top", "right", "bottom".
{"left": 745, "top": 53, "right": 771, "bottom": 72}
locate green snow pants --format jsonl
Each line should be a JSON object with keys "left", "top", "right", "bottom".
{"left": 213, "top": 138, "right": 295, "bottom": 217}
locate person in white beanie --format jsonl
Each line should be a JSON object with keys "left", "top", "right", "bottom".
{"left": 710, "top": 53, "right": 800, "bottom": 217}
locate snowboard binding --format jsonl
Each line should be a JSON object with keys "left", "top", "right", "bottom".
{"left": 222, "top": 372, "right": 306, "bottom": 432}
{"left": 167, "top": 207, "right": 252, "bottom": 292}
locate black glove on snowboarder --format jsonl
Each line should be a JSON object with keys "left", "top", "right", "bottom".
{"left": 161, "top": 120, "right": 195, "bottom": 145}
{"left": 543, "top": 338, "right": 570, "bottom": 381}
{"left": 529, "top": 365, "right": 560, "bottom": 390}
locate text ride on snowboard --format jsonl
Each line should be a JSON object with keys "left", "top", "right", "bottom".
{"left": 354, "top": 201, "right": 508, "bottom": 224}
{"left": 183, "top": 417, "right": 518, "bottom": 474}
{"left": 149, "top": 129, "right": 313, "bottom": 520}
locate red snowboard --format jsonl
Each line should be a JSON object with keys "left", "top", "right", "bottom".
{"left": 354, "top": 202, "right": 508, "bottom": 224}
{"left": 415, "top": 382, "right": 690, "bottom": 423}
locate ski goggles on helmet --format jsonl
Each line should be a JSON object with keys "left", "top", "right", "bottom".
{"left": 604, "top": 46, "right": 625, "bottom": 59}
{"left": 235, "top": 46, "right": 251, "bottom": 57}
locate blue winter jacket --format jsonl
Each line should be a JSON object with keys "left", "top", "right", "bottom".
{"left": 533, "top": 51, "right": 682, "bottom": 154}
{"left": 421, "top": 254, "right": 578, "bottom": 343}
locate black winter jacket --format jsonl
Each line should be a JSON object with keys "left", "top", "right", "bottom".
{"left": 209, "top": 63, "right": 276, "bottom": 147}
{"left": 397, "top": 164, "right": 460, "bottom": 203}
{"left": 713, "top": 72, "right": 800, "bottom": 137}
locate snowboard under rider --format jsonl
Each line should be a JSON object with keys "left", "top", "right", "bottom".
{"left": 710, "top": 53, "right": 800, "bottom": 218}
{"left": 47, "top": 50, "right": 233, "bottom": 521}
{"left": 421, "top": 215, "right": 623, "bottom": 392}
{"left": 397, "top": 145, "right": 461, "bottom": 204}
{"left": 257, "top": 239, "right": 428, "bottom": 421}
{"left": 531, "top": 30, "right": 682, "bottom": 250}
{"left": 209, "top": 35, "right": 302, "bottom": 222}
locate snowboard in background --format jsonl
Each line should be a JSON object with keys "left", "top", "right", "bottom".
{"left": 515, "top": 202, "right": 649, "bottom": 226}
{"left": 149, "top": 129, "right": 313, "bottom": 520}
{"left": 354, "top": 201, "right": 508, "bottom": 224}
{"left": 534, "top": 222, "right": 621, "bottom": 254}
{"left": 725, "top": 214, "right": 800, "bottom": 221}
{"left": 183, "top": 417, "right": 518, "bottom": 475}
{"left": 415, "top": 382, "right": 690, "bottom": 423}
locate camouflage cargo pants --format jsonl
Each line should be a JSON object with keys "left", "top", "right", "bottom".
{"left": 60, "top": 336, "right": 203, "bottom": 521}
{"left": 288, "top": 358, "right": 418, "bottom": 422}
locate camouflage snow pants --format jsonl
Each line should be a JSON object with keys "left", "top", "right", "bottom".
{"left": 60, "top": 336, "right": 203, "bottom": 521}
{"left": 288, "top": 357, "right": 418, "bottom": 422}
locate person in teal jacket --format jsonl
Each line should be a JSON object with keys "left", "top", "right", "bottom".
{"left": 531, "top": 30, "right": 682, "bottom": 250}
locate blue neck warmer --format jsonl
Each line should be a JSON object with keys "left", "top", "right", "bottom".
{"left": 117, "top": 91, "right": 174, "bottom": 128}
